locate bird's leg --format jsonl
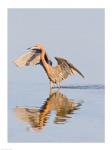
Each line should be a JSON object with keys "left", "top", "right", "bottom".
{"left": 50, "top": 88, "right": 54, "bottom": 96}
{"left": 57, "top": 82, "right": 60, "bottom": 89}
{"left": 50, "top": 81, "right": 53, "bottom": 89}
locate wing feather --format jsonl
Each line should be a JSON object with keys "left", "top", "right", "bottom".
{"left": 14, "top": 50, "right": 41, "bottom": 67}
{"left": 55, "top": 57, "right": 84, "bottom": 78}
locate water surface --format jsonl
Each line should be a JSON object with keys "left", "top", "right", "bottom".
{"left": 8, "top": 9, "right": 105, "bottom": 143}
{"left": 8, "top": 83, "right": 104, "bottom": 142}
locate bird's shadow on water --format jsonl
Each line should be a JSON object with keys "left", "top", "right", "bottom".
{"left": 14, "top": 89, "right": 83, "bottom": 131}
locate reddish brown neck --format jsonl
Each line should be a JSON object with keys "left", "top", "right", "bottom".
{"left": 40, "top": 47, "right": 50, "bottom": 73}
{"left": 40, "top": 47, "right": 46, "bottom": 61}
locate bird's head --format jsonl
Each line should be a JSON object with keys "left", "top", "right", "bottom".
{"left": 32, "top": 43, "right": 45, "bottom": 50}
{"left": 27, "top": 43, "right": 52, "bottom": 65}
{"left": 27, "top": 43, "right": 45, "bottom": 53}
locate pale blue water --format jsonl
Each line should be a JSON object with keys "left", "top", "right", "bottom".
{"left": 8, "top": 82, "right": 104, "bottom": 142}
{"left": 8, "top": 8, "right": 105, "bottom": 143}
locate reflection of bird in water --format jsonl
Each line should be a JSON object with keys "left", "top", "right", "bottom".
{"left": 14, "top": 89, "right": 82, "bottom": 131}
{"left": 14, "top": 44, "right": 84, "bottom": 88}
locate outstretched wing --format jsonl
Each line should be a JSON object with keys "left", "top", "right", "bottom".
{"left": 14, "top": 48, "right": 52, "bottom": 67}
{"left": 55, "top": 57, "right": 84, "bottom": 78}
{"left": 14, "top": 49, "right": 41, "bottom": 67}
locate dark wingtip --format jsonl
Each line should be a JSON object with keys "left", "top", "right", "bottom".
{"left": 75, "top": 68, "right": 85, "bottom": 79}
{"left": 79, "top": 72, "right": 85, "bottom": 79}
{"left": 81, "top": 74, "right": 85, "bottom": 79}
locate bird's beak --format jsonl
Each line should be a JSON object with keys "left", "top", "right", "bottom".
{"left": 27, "top": 46, "right": 38, "bottom": 51}
{"left": 27, "top": 46, "right": 41, "bottom": 54}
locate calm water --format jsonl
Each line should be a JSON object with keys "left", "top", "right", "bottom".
{"left": 8, "top": 9, "right": 104, "bottom": 143}
{"left": 8, "top": 82, "right": 104, "bottom": 143}
{"left": 8, "top": 9, "right": 105, "bottom": 143}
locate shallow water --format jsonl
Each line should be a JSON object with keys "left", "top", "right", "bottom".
{"left": 8, "top": 82, "right": 104, "bottom": 143}
{"left": 8, "top": 9, "right": 105, "bottom": 143}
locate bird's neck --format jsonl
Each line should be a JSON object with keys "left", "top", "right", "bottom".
{"left": 41, "top": 47, "right": 46, "bottom": 60}
{"left": 41, "top": 47, "right": 50, "bottom": 72}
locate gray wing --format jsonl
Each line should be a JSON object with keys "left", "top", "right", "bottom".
{"left": 55, "top": 57, "right": 84, "bottom": 79}
{"left": 14, "top": 50, "right": 41, "bottom": 67}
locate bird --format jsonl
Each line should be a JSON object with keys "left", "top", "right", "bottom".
{"left": 14, "top": 89, "right": 82, "bottom": 130}
{"left": 14, "top": 43, "right": 84, "bottom": 88}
